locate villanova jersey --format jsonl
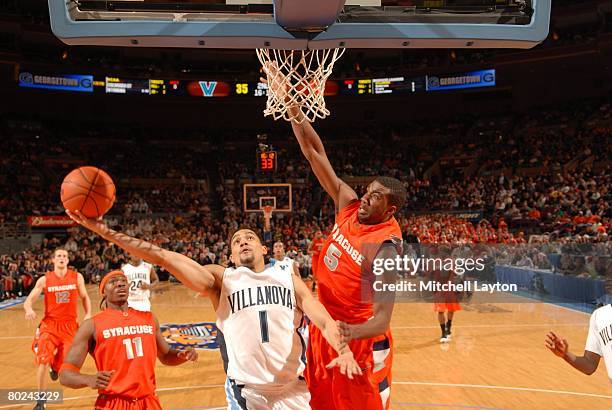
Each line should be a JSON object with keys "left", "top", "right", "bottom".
{"left": 122, "top": 262, "right": 152, "bottom": 311}
{"left": 216, "top": 258, "right": 306, "bottom": 388}
{"left": 269, "top": 256, "right": 294, "bottom": 268}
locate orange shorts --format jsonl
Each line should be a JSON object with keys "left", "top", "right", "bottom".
{"left": 32, "top": 319, "right": 78, "bottom": 371}
{"left": 305, "top": 323, "right": 392, "bottom": 410}
{"left": 94, "top": 394, "right": 162, "bottom": 410}
{"left": 434, "top": 302, "right": 461, "bottom": 312}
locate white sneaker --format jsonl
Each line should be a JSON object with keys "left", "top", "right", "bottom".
{"left": 440, "top": 335, "right": 448, "bottom": 343}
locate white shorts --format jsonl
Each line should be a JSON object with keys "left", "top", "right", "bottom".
{"left": 225, "top": 378, "right": 310, "bottom": 410}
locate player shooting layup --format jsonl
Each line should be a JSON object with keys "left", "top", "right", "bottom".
{"left": 67, "top": 209, "right": 362, "bottom": 409}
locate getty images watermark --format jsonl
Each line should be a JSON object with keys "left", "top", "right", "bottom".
{"left": 371, "top": 253, "right": 518, "bottom": 294}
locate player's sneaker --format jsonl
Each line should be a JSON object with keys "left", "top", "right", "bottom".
{"left": 444, "top": 324, "right": 451, "bottom": 340}
{"left": 49, "top": 367, "right": 59, "bottom": 381}
{"left": 439, "top": 332, "right": 448, "bottom": 343}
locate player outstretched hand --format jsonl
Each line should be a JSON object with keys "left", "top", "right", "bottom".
{"left": 25, "top": 308, "right": 37, "bottom": 321}
{"left": 326, "top": 351, "right": 363, "bottom": 380}
{"left": 66, "top": 210, "right": 110, "bottom": 236}
{"left": 87, "top": 370, "right": 115, "bottom": 389}
{"left": 338, "top": 321, "right": 354, "bottom": 345}
{"left": 259, "top": 62, "right": 290, "bottom": 103}
{"left": 177, "top": 347, "right": 198, "bottom": 362}
{"left": 545, "top": 331, "right": 568, "bottom": 358}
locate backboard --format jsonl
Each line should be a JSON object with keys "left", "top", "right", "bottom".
{"left": 243, "top": 183, "right": 292, "bottom": 213}
{"left": 48, "top": 0, "right": 550, "bottom": 49}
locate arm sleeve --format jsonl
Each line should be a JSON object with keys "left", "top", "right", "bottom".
{"left": 585, "top": 310, "right": 602, "bottom": 356}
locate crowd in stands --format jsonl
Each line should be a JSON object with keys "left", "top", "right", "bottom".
{"left": 0, "top": 97, "right": 610, "bottom": 301}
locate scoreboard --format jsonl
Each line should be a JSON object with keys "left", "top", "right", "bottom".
{"left": 99, "top": 76, "right": 429, "bottom": 97}
{"left": 373, "top": 77, "right": 427, "bottom": 94}
{"left": 257, "top": 151, "right": 277, "bottom": 173}
{"left": 20, "top": 69, "right": 494, "bottom": 97}
{"left": 105, "top": 77, "right": 151, "bottom": 95}
{"left": 235, "top": 82, "right": 269, "bottom": 97}
{"left": 103, "top": 78, "right": 182, "bottom": 95}
{"left": 341, "top": 76, "right": 427, "bottom": 95}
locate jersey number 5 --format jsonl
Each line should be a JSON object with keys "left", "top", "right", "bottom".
{"left": 323, "top": 243, "right": 342, "bottom": 271}
{"left": 123, "top": 337, "right": 144, "bottom": 360}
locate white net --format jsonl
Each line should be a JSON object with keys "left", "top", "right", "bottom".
{"left": 262, "top": 205, "right": 274, "bottom": 220}
{"left": 256, "top": 48, "right": 345, "bottom": 124}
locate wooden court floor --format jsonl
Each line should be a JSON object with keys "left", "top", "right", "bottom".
{"left": 0, "top": 284, "right": 610, "bottom": 410}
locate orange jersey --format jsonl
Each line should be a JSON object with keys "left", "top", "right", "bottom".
{"left": 43, "top": 270, "right": 79, "bottom": 322}
{"left": 311, "top": 238, "right": 325, "bottom": 257}
{"left": 316, "top": 200, "right": 402, "bottom": 322}
{"left": 93, "top": 308, "right": 158, "bottom": 399}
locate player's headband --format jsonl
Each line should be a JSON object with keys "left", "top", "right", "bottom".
{"left": 99, "top": 270, "right": 127, "bottom": 295}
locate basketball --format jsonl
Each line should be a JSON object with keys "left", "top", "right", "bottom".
{"left": 60, "top": 166, "right": 116, "bottom": 218}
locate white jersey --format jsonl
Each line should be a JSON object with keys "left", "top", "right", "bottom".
{"left": 586, "top": 304, "right": 612, "bottom": 383}
{"left": 216, "top": 258, "right": 305, "bottom": 389}
{"left": 270, "top": 256, "right": 296, "bottom": 269}
{"left": 122, "top": 261, "right": 153, "bottom": 311}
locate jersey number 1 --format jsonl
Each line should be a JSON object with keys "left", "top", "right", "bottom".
{"left": 259, "top": 311, "right": 269, "bottom": 343}
{"left": 123, "top": 337, "right": 144, "bottom": 360}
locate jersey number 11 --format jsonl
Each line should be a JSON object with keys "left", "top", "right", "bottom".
{"left": 123, "top": 337, "right": 144, "bottom": 359}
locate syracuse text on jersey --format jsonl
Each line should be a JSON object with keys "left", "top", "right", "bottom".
{"left": 102, "top": 325, "right": 154, "bottom": 339}
{"left": 330, "top": 224, "right": 365, "bottom": 266}
{"left": 47, "top": 284, "right": 77, "bottom": 292}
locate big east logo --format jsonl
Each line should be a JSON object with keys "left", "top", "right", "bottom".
{"left": 160, "top": 322, "right": 219, "bottom": 350}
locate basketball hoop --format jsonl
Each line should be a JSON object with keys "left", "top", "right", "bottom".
{"left": 256, "top": 48, "right": 345, "bottom": 124}
{"left": 263, "top": 205, "right": 274, "bottom": 220}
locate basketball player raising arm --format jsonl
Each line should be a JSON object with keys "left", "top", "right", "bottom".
{"left": 66, "top": 211, "right": 352, "bottom": 357}
{"left": 266, "top": 68, "right": 405, "bottom": 408}
{"left": 67, "top": 210, "right": 361, "bottom": 407}
{"left": 290, "top": 116, "right": 402, "bottom": 340}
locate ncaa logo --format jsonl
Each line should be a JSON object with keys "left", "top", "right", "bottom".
{"left": 160, "top": 322, "right": 219, "bottom": 350}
